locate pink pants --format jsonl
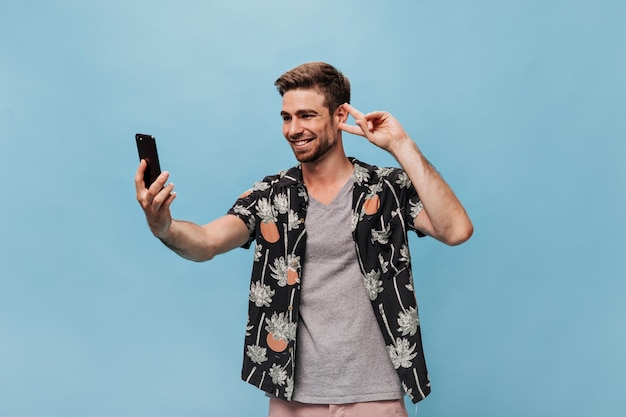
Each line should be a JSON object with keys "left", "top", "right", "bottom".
{"left": 268, "top": 397, "right": 409, "bottom": 417}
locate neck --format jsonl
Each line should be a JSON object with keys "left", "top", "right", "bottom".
{"left": 301, "top": 149, "right": 354, "bottom": 204}
{"left": 302, "top": 149, "right": 352, "bottom": 184}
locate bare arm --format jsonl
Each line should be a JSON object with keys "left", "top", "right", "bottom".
{"left": 157, "top": 215, "right": 249, "bottom": 261}
{"left": 135, "top": 160, "right": 249, "bottom": 261}
{"left": 339, "top": 104, "right": 473, "bottom": 246}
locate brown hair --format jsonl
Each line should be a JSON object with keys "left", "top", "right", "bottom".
{"left": 274, "top": 62, "right": 350, "bottom": 114}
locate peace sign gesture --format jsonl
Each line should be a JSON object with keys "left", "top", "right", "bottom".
{"left": 338, "top": 103, "right": 412, "bottom": 156}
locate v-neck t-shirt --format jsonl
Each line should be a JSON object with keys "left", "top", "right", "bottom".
{"left": 292, "top": 177, "right": 403, "bottom": 403}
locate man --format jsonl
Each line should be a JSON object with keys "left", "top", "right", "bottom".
{"left": 135, "top": 62, "right": 473, "bottom": 416}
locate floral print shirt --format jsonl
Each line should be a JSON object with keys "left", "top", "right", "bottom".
{"left": 227, "top": 158, "right": 431, "bottom": 404}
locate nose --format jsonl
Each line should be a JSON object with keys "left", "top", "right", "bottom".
{"left": 288, "top": 119, "right": 304, "bottom": 139}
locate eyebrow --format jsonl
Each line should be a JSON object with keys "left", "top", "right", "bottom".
{"left": 280, "top": 109, "right": 320, "bottom": 117}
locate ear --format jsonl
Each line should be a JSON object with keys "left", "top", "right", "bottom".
{"left": 334, "top": 103, "right": 349, "bottom": 124}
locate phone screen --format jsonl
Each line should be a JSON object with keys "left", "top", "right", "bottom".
{"left": 135, "top": 133, "right": 162, "bottom": 187}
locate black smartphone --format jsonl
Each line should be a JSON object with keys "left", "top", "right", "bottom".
{"left": 135, "top": 133, "right": 162, "bottom": 187}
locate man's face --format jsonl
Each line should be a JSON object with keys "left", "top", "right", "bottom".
{"left": 280, "top": 88, "right": 341, "bottom": 163}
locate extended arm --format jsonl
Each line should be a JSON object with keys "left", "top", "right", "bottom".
{"left": 135, "top": 160, "right": 249, "bottom": 261}
{"left": 339, "top": 104, "right": 473, "bottom": 246}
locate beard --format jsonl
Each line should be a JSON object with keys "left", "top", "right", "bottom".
{"left": 293, "top": 140, "right": 333, "bottom": 162}
{"left": 291, "top": 130, "right": 337, "bottom": 163}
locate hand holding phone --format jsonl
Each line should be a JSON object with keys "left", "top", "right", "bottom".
{"left": 135, "top": 133, "right": 162, "bottom": 187}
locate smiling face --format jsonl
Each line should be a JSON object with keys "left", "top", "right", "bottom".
{"left": 281, "top": 88, "right": 345, "bottom": 163}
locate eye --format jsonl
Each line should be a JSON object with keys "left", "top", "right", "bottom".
{"left": 282, "top": 115, "right": 292, "bottom": 122}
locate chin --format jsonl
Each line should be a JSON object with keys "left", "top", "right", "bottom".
{"left": 292, "top": 149, "right": 315, "bottom": 163}
{"left": 293, "top": 144, "right": 333, "bottom": 163}
{"left": 294, "top": 154, "right": 315, "bottom": 163}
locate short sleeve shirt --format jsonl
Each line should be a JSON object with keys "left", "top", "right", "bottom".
{"left": 227, "top": 158, "right": 431, "bottom": 404}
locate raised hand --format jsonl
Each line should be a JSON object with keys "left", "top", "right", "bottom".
{"left": 134, "top": 159, "right": 177, "bottom": 238}
{"left": 338, "top": 103, "right": 412, "bottom": 155}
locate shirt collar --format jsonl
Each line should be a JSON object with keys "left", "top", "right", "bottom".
{"left": 280, "top": 157, "right": 375, "bottom": 187}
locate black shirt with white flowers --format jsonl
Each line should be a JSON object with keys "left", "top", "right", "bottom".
{"left": 227, "top": 158, "right": 430, "bottom": 404}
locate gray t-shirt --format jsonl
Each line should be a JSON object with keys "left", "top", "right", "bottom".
{"left": 292, "top": 177, "right": 404, "bottom": 404}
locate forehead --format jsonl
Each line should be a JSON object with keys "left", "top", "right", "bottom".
{"left": 281, "top": 88, "right": 328, "bottom": 114}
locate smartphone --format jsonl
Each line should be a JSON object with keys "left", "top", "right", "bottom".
{"left": 135, "top": 133, "right": 162, "bottom": 187}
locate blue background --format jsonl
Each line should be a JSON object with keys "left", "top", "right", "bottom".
{"left": 1, "top": 1, "right": 624, "bottom": 416}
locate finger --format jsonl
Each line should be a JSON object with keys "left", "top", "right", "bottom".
{"left": 151, "top": 183, "right": 175, "bottom": 211}
{"left": 355, "top": 119, "right": 375, "bottom": 137}
{"left": 338, "top": 122, "right": 366, "bottom": 137}
{"left": 139, "top": 171, "right": 170, "bottom": 209}
{"left": 363, "top": 110, "right": 387, "bottom": 120}
{"left": 339, "top": 103, "right": 369, "bottom": 137}
{"left": 147, "top": 171, "right": 171, "bottom": 194}
{"left": 134, "top": 160, "right": 148, "bottom": 193}
{"left": 342, "top": 103, "right": 366, "bottom": 120}
{"left": 160, "top": 189, "right": 177, "bottom": 211}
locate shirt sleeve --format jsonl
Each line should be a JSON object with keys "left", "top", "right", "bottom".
{"left": 226, "top": 175, "right": 280, "bottom": 249}
{"left": 227, "top": 188, "right": 259, "bottom": 249}
{"left": 397, "top": 170, "right": 426, "bottom": 238}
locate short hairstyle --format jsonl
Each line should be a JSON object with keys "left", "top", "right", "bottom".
{"left": 274, "top": 62, "right": 350, "bottom": 114}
